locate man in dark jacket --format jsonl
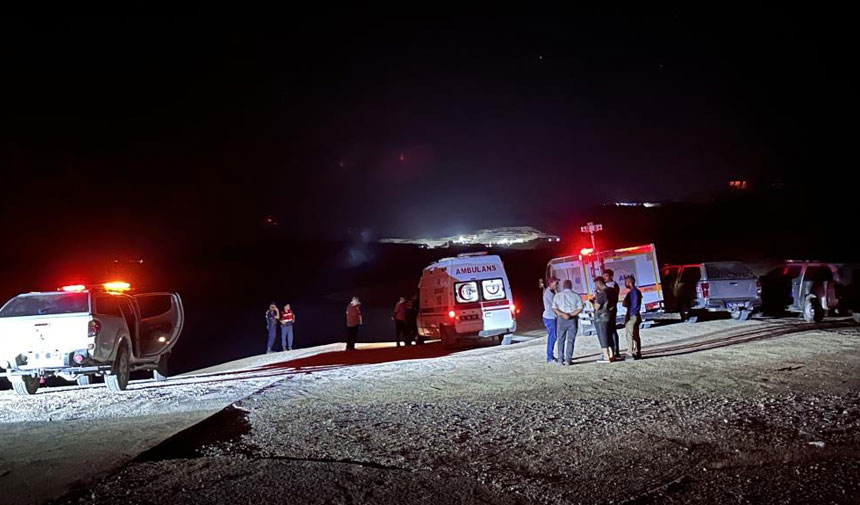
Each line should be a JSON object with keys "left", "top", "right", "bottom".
{"left": 622, "top": 275, "right": 643, "bottom": 361}
{"left": 406, "top": 293, "right": 421, "bottom": 345}
{"left": 591, "top": 278, "right": 613, "bottom": 363}
{"left": 603, "top": 269, "right": 621, "bottom": 359}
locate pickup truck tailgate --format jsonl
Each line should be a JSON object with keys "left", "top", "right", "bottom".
{"left": 0, "top": 314, "right": 90, "bottom": 369}
{"left": 707, "top": 278, "right": 758, "bottom": 300}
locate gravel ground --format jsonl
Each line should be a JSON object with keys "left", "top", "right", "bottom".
{"left": 52, "top": 318, "right": 860, "bottom": 504}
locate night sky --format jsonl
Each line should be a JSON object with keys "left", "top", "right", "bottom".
{"left": 1, "top": 8, "right": 855, "bottom": 253}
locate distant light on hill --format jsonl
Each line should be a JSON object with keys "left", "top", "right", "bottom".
{"left": 379, "top": 226, "right": 561, "bottom": 249}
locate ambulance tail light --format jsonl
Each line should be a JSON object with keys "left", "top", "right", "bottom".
{"left": 448, "top": 310, "right": 456, "bottom": 319}
{"left": 510, "top": 303, "right": 520, "bottom": 316}
{"left": 756, "top": 280, "right": 762, "bottom": 296}
{"left": 700, "top": 282, "right": 710, "bottom": 299}
{"left": 88, "top": 320, "right": 102, "bottom": 338}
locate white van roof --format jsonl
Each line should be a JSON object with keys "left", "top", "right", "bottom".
{"left": 423, "top": 254, "right": 505, "bottom": 279}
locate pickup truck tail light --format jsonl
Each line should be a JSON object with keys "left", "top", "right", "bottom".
{"left": 88, "top": 320, "right": 102, "bottom": 338}
{"left": 700, "top": 282, "right": 710, "bottom": 299}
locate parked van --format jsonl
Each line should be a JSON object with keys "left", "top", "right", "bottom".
{"left": 417, "top": 252, "right": 517, "bottom": 348}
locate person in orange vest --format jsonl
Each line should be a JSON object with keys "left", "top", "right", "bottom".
{"left": 392, "top": 296, "right": 409, "bottom": 346}
{"left": 345, "top": 296, "right": 362, "bottom": 350}
{"left": 280, "top": 304, "right": 296, "bottom": 351}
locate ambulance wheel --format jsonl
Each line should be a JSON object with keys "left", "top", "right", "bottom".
{"left": 441, "top": 326, "right": 456, "bottom": 349}
{"left": 10, "top": 375, "right": 40, "bottom": 396}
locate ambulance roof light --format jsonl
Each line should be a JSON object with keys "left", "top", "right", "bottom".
{"left": 60, "top": 285, "right": 87, "bottom": 293}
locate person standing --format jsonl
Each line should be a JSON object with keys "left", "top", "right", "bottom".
{"left": 542, "top": 277, "right": 560, "bottom": 363}
{"left": 591, "top": 278, "right": 614, "bottom": 363}
{"left": 622, "top": 276, "right": 643, "bottom": 361}
{"left": 345, "top": 296, "right": 362, "bottom": 351}
{"left": 265, "top": 303, "right": 280, "bottom": 354}
{"left": 407, "top": 293, "right": 421, "bottom": 345}
{"left": 552, "top": 279, "right": 584, "bottom": 365}
{"left": 603, "top": 269, "right": 621, "bottom": 359}
{"left": 392, "top": 296, "right": 409, "bottom": 346}
{"left": 280, "top": 304, "right": 296, "bottom": 351}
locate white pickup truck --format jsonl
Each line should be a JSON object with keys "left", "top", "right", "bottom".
{"left": 0, "top": 284, "right": 183, "bottom": 395}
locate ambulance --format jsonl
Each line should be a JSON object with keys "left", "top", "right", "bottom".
{"left": 546, "top": 244, "right": 664, "bottom": 335}
{"left": 417, "top": 252, "right": 517, "bottom": 348}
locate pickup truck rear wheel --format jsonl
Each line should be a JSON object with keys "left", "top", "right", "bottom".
{"left": 803, "top": 298, "right": 824, "bottom": 323}
{"left": 105, "top": 345, "right": 130, "bottom": 392}
{"left": 10, "top": 375, "right": 39, "bottom": 396}
{"left": 76, "top": 374, "right": 93, "bottom": 386}
{"left": 153, "top": 354, "right": 169, "bottom": 382}
{"left": 730, "top": 309, "right": 750, "bottom": 321}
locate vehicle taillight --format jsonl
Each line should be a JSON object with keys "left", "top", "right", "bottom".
{"left": 88, "top": 320, "right": 101, "bottom": 337}
{"left": 701, "top": 282, "right": 710, "bottom": 299}
{"left": 510, "top": 303, "right": 520, "bottom": 316}
{"left": 756, "top": 280, "right": 762, "bottom": 295}
{"left": 448, "top": 310, "right": 456, "bottom": 319}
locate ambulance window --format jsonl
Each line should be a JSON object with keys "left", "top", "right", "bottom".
{"left": 481, "top": 279, "right": 506, "bottom": 300}
{"left": 454, "top": 281, "right": 479, "bottom": 304}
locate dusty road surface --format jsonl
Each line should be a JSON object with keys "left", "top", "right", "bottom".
{"left": 2, "top": 319, "right": 859, "bottom": 505}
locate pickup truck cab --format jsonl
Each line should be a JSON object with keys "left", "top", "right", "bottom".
{"left": 660, "top": 262, "right": 761, "bottom": 322}
{"left": 0, "top": 283, "right": 183, "bottom": 395}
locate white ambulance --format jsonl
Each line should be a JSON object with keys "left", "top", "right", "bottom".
{"left": 417, "top": 252, "right": 517, "bottom": 348}
{"left": 546, "top": 244, "right": 664, "bottom": 335}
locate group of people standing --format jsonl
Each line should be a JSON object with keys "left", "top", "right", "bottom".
{"left": 264, "top": 303, "right": 296, "bottom": 353}
{"left": 543, "top": 269, "right": 642, "bottom": 365}
{"left": 391, "top": 295, "right": 421, "bottom": 347}
{"left": 264, "top": 294, "right": 422, "bottom": 354}
{"left": 343, "top": 295, "right": 421, "bottom": 351}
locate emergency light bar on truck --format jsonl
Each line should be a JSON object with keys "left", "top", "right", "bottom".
{"left": 59, "top": 281, "right": 133, "bottom": 294}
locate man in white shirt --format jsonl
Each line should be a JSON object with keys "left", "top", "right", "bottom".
{"left": 542, "top": 277, "right": 560, "bottom": 363}
{"left": 552, "top": 279, "right": 584, "bottom": 365}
